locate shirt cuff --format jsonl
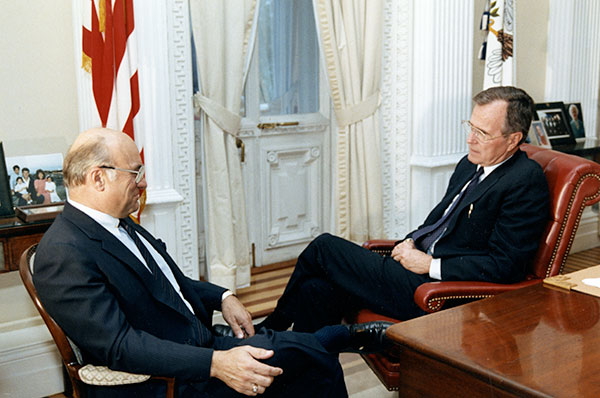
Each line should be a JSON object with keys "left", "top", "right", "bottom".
{"left": 429, "top": 258, "right": 441, "bottom": 280}
{"left": 221, "top": 290, "right": 235, "bottom": 302}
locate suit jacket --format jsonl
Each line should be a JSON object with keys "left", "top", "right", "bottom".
{"left": 408, "top": 149, "right": 549, "bottom": 283}
{"left": 33, "top": 202, "right": 227, "bottom": 382}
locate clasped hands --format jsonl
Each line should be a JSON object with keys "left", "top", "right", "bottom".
{"left": 391, "top": 238, "right": 432, "bottom": 274}
{"left": 212, "top": 295, "right": 282, "bottom": 396}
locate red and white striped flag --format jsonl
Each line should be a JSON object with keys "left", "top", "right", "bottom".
{"left": 82, "top": 0, "right": 145, "bottom": 220}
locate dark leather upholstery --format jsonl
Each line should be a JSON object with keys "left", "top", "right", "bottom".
{"left": 356, "top": 144, "right": 600, "bottom": 390}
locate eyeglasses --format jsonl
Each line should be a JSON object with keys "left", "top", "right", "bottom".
{"left": 100, "top": 164, "right": 145, "bottom": 184}
{"left": 462, "top": 120, "right": 505, "bottom": 143}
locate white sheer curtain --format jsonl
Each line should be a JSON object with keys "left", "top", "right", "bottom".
{"left": 313, "top": 0, "right": 384, "bottom": 242}
{"left": 189, "top": 0, "right": 258, "bottom": 291}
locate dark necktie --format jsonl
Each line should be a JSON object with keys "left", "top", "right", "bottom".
{"left": 119, "top": 219, "right": 214, "bottom": 344}
{"left": 119, "top": 219, "right": 188, "bottom": 312}
{"left": 412, "top": 167, "right": 484, "bottom": 253}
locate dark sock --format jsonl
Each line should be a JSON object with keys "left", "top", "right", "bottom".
{"left": 313, "top": 325, "right": 351, "bottom": 353}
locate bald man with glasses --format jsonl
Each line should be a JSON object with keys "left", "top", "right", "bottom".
{"left": 33, "top": 128, "right": 393, "bottom": 398}
{"left": 254, "top": 86, "right": 551, "bottom": 334}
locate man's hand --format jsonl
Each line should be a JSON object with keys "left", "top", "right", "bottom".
{"left": 221, "top": 295, "right": 255, "bottom": 338}
{"left": 210, "top": 346, "right": 283, "bottom": 396}
{"left": 391, "top": 239, "right": 432, "bottom": 274}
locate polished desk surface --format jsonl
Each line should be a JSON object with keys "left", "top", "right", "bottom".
{"left": 387, "top": 284, "right": 600, "bottom": 397}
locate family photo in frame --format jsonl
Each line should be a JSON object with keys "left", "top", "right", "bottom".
{"left": 534, "top": 102, "right": 576, "bottom": 147}
{"left": 528, "top": 121, "right": 551, "bottom": 149}
{"left": 4, "top": 153, "right": 66, "bottom": 211}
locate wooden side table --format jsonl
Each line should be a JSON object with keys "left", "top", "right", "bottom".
{"left": 0, "top": 217, "right": 54, "bottom": 272}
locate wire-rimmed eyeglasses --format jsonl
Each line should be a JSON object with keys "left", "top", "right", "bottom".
{"left": 462, "top": 120, "right": 505, "bottom": 143}
{"left": 100, "top": 164, "right": 145, "bottom": 184}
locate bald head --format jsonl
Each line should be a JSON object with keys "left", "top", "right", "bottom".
{"left": 64, "top": 128, "right": 146, "bottom": 218}
{"left": 63, "top": 128, "right": 134, "bottom": 189}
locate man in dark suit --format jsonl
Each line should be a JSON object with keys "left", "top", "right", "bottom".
{"left": 33, "top": 128, "right": 390, "bottom": 398}
{"left": 257, "top": 86, "right": 550, "bottom": 333}
{"left": 21, "top": 167, "right": 44, "bottom": 204}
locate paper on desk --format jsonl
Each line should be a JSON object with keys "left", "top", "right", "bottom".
{"left": 544, "top": 264, "right": 600, "bottom": 297}
{"left": 582, "top": 278, "right": 600, "bottom": 289}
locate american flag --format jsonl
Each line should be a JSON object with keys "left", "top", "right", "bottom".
{"left": 82, "top": 0, "right": 145, "bottom": 220}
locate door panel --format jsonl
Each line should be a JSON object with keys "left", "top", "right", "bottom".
{"left": 242, "top": 0, "right": 331, "bottom": 267}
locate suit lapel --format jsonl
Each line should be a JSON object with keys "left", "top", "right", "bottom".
{"left": 445, "top": 150, "right": 524, "bottom": 233}
{"left": 131, "top": 223, "right": 212, "bottom": 324}
{"left": 62, "top": 203, "right": 195, "bottom": 320}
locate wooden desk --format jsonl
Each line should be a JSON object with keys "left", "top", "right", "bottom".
{"left": 386, "top": 284, "right": 600, "bottom": 397}
{"left": 0, "top": 216, "right": 54, "bottom": 272}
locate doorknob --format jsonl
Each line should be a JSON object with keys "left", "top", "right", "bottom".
{"left": 235, "top": 138, "right": 245, "bottom": 162}
{"left": 257, "top": 121, "right": 300, "bottom": 129}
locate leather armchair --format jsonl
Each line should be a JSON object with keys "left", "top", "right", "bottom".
{"left": 356, "top": 144, "right": 600, "bottom": 390}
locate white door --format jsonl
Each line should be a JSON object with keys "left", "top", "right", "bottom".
{"left": 240, "top": 0, "right": 332, "bottom": 267}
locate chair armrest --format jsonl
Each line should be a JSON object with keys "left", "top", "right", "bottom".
{"left": 362, "top": 239, "right": 397, "bottom": 256}
{"left": 414, "top": 279, "right": 542, "bottom": 313}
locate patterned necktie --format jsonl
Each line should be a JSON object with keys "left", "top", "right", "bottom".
{"left": 412, "top": 167, "right": 484, "bottom": 253}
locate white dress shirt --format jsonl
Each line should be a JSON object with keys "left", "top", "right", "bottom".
{"left": 69, "top": 200, "right": 196, "bottom": 314}
{"left": 429, "top": 157, "right": 510, "bottom": 280}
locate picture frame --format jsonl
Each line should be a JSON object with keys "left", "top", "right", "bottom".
{"left": 528, "top": 121, "right": 552, "bottom": 149}
{"left": 15, "top": 202, "right": 64, "bottom": 223}
{"left": 565, "top": 102, "right": 586, "bottom": 141}
{"left": 534, "top": 102, "right": 576, "bottom": 146}
{"left": 0, "top": 142, "right": 16, "bottom": 218}
{"left": 5, "top": 152, "right": 66, "bottom": 208}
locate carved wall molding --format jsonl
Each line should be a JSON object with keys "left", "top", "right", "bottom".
{"left": 381, "top": 0, "right": 412, "bottom": 239}
{"left": 163, "top": 0, "right": 199, "bottom": 278}
{"left": 381, "top": 0, "right": 473, "bottom": 238}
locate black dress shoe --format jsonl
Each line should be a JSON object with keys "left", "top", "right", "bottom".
{"left": 344, "top": 321, "right": 393, "bottom": 354}
{"left": 213, "top": 324, "right": 234, "bottom": 337}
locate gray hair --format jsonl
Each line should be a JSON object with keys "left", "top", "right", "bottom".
{"left": 63, "top": 135, "right": 115, "bottom": 188}
{"left": 473, "top": 86, "right": 534, "bottom": 144}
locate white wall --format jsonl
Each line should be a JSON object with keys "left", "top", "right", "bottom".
{"left": 0, "top": 1, "right": 79, "bottom": 156}
{"left": 0, "top": 3, "right": 87, "bottom": 396}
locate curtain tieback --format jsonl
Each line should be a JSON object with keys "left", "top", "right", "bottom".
{"left": 193, "top": 93, "right": 242, "bottom": 136}
{"left": 334, "top": 91, "right": 380, "bottom": 129}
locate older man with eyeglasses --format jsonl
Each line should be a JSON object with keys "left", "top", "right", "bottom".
{"left": 251, "top": 86, "right": 551, "bottom": 334}
{"left": 32, "top": 128, "right": 397, "bottom": 398}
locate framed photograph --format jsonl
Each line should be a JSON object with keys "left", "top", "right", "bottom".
{"left": 529, "top": 121, "right": 552, "bottom": 149}
{"left": 0, "top": 142, "right": 16, "bottom": 218}
{"left": 534, "top": 102, "right": 576, "bottom": 146}
{"left": 5, "top": 153, "right": 66, "bottom": 208}
{"left": 565, "top": 102, "right": 586, "bottom": 141}
{"left": 15, "top": 203, "right": 64, "bottom": 223}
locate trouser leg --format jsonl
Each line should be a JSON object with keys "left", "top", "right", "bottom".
{"left": 264, "top": 233, "right": 428, "bottom": 332}
{"left": 195, "top": 331, "right": 348, "bottom": 398}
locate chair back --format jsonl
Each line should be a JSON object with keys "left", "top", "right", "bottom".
{"left": 19, "top": 244, "right": 84, "bottom": 396}
{"left": 522, "top": 144, "right": 600, "bottom": 279}
{"left": 19, "top": 244, "right": 175, "bottom": 398}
